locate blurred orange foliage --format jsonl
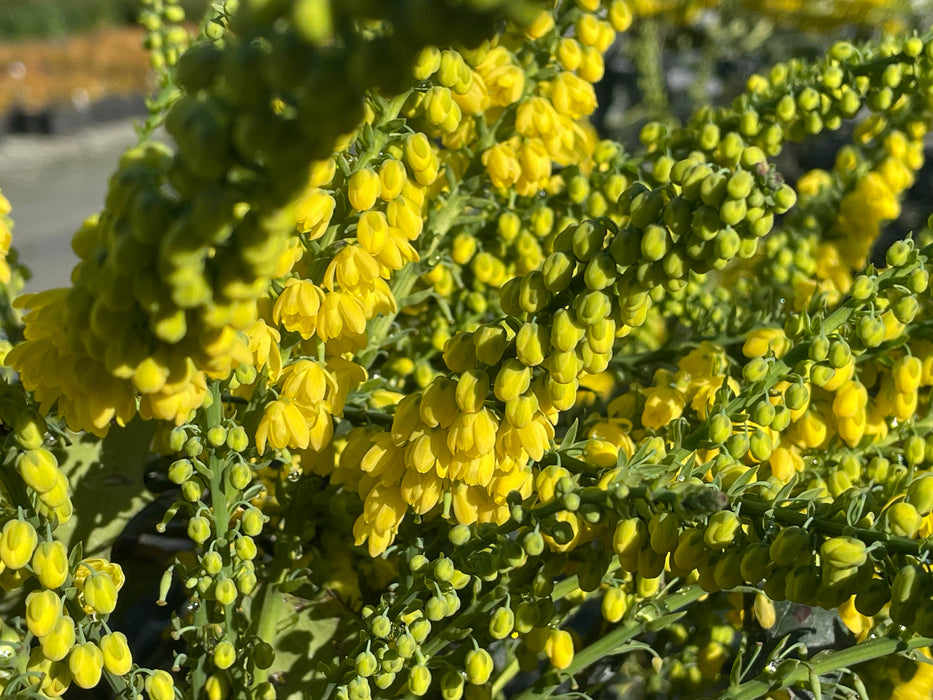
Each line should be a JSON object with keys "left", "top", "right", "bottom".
{"left": 0, "top": 26, "right": 151, "bottom": 113}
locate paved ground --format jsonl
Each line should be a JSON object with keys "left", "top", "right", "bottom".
{"left": 0, "top": 120, "right": 144, "bottom": 292}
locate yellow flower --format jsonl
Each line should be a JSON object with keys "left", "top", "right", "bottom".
{"left": 743, "top": 328, "right": 790, "bottom": 358}
{"left": 641, "top": 386, "right": 685, "bottom": 430}
{"left": 353, "top": 484, "right": 408, "bottom": 556}
{"left": 549, "top": 72, "right": 597, "bottom": 120}
{"left": 316, "top": 291, "right": 367, "bottom": 341}
{"left": 243, "top": 319, "right": 283, "bottom": 381}
{"left": 477, "top": 47, "right": 525, "bottom": 106}
{"left": 255, "top": 398, "right": 313, "bottom": 454}
{"left": 387, "top": 196, "right": 424, "bottom": 240}
{"left": 278, "top": 360, "right": 336, "bottom": 407}
{"left": 272, "top": 278, "right": 325, "bottom": 340}
{"left": 323, "top": 245, "right": 382, "bottom": 292}
{"left": 295, "top": 188, "right": 335, "bottom": 240}
{"left": 515, "top": 97, "right": 560, "bottom": 141}
{"left": 482, "top": 142, "right": 522, "bottom": 189}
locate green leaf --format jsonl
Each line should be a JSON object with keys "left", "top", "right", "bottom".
{"left": 53, "top": 418, "right": 157, "bottom": 558}
{"left": 270, "top": 593, "right": 361, "bottom": 700}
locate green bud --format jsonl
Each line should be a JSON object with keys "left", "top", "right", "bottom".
{"left": 705, "top": 511, "right": 741, "bottom": 550}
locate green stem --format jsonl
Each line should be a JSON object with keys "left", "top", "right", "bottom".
{"left": 738, "top": 495, "right": 929, "bottom": 556}
{"left": 723, "top": 635, "right": 933, "bottom": 700}
{"left": 491, "top": 657, "right": 520, "bottom": 697}
{"left": 251, "top": 548, "right": 290, "bottom": 686}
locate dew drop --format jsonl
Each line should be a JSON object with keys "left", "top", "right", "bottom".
{"left": 287, "top": 468, "right": 301, "bottom": 482}
{"left": 186, "top": 599, "right": 200, "bottom": 613}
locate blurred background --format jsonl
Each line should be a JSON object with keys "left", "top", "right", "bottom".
{"left": 0, "top": 0, "right": 209, "bottom": 292}
{"left": 0, "top": 0, "right": 932, "bottom": 292}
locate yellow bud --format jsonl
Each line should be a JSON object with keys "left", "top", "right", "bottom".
{"left": 907, "top": 475, "right": 933, "bottom": 516}
{"left": 884, "top": 502, "right": 922, "bottom": 538}
{"left": 16, "top": 448, "right": 59, "bottom": 494}
{"left": 455, "top": 370, "right": 490, "bottom": 414}
{"left": 26, "top": 589, "right": 62, "bottom": 637}
{"left": 215, "top": 578, "right": 238, "bottom": 606}
{"left": 379, "top": 159, "right": 407, "bottom": 201}
{"left": 444, "top": 333, "right": 477, "bottom": 373}
{"left": 820, "top": 536, "right": 867, "bottom": 570}
{"left": 832, "top": 381, "right": 867, "bottom": 419}
{"left": 601, "top": 586, "right": 630, "bottom": 623}
{"left": 473, "top": 325, "right": 508, "bottom": 365}
{"left": 348, "top": 168, "right": 381, "bottom": 211}
{"left": 13, "top": 410, "right": 46, "bottom": 450}
{"left": 545, "top": 629, "right": 574, "bottom": 670}
{"left": 408, "top": 664, "right": 432, "bottom": 696}
{"left": 0, "top": 519, "right": 38, "bottom": 569}
{"left": 42, "top": 660, "right": 72, "bottom": 698}
{"left": 69, "top": 642, "right": 103, "bottom": 689}
{"left": 32, "top": 541, "right": 69, "bottom": 589}
{"left": 526, "top": 10, "right": 555, "bottom": 39}
{"left": 704, "top": 511, "right": 741, "bottom": 550}
{"left": 752, "top": 592, "right": 776, "bottom": 629}
{"left": 494, "top": 360, "right": 532, "bottom": 403}
{"left": 612, "top": 517, "right": 647, "bottom": 562}
{"left": 516, "top": 322, "right": 549, "bottom": 367}
{"left": 609, "top": 0, "right": 633, "bottom": 32}
{"left": 100, "top": 631, "right": 133, "bottom": 675}
{"left": 214, "top": 639, "right": 236, "bottom": 670}
{"left": 412, "top": 46, "right": 441, "bottom": 81}
{"left": 146, "top": 669, "right": 176, "bottom": 700}
{"left": 556, "top": 38, "right": 582, "bottom": 71}
{"left": 81, "top": 572, "right": 118, "bottom": 615}
{"left": 465, "top": 648, "right": 494, "bottom": 684}
{"left": 40, "top": 615, "right": 76, "bottom": 662}
{"left": 893, "top": 355, "right": 922, "bottom": 394}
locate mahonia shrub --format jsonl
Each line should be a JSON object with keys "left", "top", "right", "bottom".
{"left": 5, "top": 0, "right": 933, "bottom": 698}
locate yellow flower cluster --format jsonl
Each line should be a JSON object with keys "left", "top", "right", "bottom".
{"left": 829, "top": 126, "right": 925, "bottom": 270}
{"left": 0, "top": 190, "right": 13, "bottom": 286}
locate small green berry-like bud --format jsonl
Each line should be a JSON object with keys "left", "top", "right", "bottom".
{"left": 168, "top": 459, "right": 194, "bottom": 485}
{"left": 408, "top": 664, "right": 432, "bottom": 696}
{"left": 704, "top": 511, "right": 741, "bottom": 550}
{"left": 214, "top": 640, "right": 236, "bottom": 670}
{"left": 371, "top": 615, "right": 392, "bottom": 639}
{"left": 187, "top": 516, "right": 212, "bottom": 545}
{"left": 489, "top": 606, "right": 515, "bottom": 640}
{"left": 214, "top": 578, "right": 238, "bottom": 606}
{"left": 769, "top": 526, "right": 811, "bottom": 567}
{"left": 820, "top": 536, "right": 867, "bottom": 570}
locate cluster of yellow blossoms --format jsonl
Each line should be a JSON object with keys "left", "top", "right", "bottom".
{"left": 7, "top": 0, "right": 933, "bottom": 698}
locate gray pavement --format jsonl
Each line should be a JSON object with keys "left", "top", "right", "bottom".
{"left": 0, "top": 120, "right": 146, "bottom": 292}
